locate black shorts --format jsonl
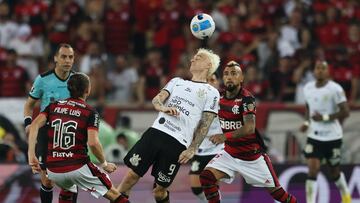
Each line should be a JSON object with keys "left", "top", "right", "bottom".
{"left": 123, "top": 128, "right": 186, "bottom": 188}
{"left": 189, "top": 154, "right": 216, "bottom": 175}
{"left": 35, "top": 126, "right": 48, "bottom": 170}
{"left": 303, "top": 138, "right": 342, "bottom": 166}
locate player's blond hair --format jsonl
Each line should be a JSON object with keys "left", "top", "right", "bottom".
{"left": 197, "top": 48, "right": 220, "bottom": 76}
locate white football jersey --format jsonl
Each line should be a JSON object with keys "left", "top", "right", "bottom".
{"left": 303, "top": 80, "right": 347, "bottom": 141}
{"left": 196, "top": 116, "right": 224, "bottom": 156}
{"left": 152, "top": 77, "right": 220, "bottom": 148}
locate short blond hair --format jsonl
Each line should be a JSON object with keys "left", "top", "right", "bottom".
{"left": 197, "top": 48, "right": 220, "bottom": 76}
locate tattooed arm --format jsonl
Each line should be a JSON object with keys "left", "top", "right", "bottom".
{"left": 210, "top": 114, "right": 255, "bottom": 144}
{"left": 152, "top": 90, "right": 170, "bottom": 111}
{"left": 152, "top": 90, "right": 179, "bottom": 116}
{"left": 178, "top": 112, "right": 216, "bottom": 164}
{"left": 228, "top": 114, "right": 256, "bottom": 138}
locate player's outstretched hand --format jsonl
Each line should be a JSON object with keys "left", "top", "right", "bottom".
{"left": 209, "top": 134, "right": 226, "bottom": 145}
{"left": 178, "top": 147, "right": 195, "bottom": 164}
{"left": 28, "top": 154, "right": 40, "bottom": 174}
{"left": 102, "top": 162, "right": 117, "bottom": 173}
{"left": 161, "top": 106, "right": 179, "bottom": 117}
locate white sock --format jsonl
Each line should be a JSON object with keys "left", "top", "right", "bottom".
{"left": 196, "top": 192, "right": 207, "bottom": 203}
{"left": 306, "top": 179, "right": 318, "bottom": 203}
{"left": 334, "top": 172, "right": 350, "bottom": 196}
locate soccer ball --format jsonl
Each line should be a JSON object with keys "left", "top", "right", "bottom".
{"left": 190, "top": 13, "right": 216, "bottom": 40}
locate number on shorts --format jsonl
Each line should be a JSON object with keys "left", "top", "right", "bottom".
{"left": 51, "top": 119, "right": 77, "bottom": 149}
{"left": 168, "top": 164, "right": 176, "bottom": 175}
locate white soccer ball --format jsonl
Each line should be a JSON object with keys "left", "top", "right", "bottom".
{"left": 190, "top": 13, "right": 216, "bottom": 40}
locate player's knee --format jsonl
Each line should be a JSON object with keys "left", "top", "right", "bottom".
{"left": 41, "top": 178, "right": 54, "bottom": 188}
{"left": 200, "top": 170, "right": 217, "bottom": 186}
{"left": 191, "top": 187, "right": 203, "bottom": 195}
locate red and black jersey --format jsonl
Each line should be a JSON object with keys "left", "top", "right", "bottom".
{"left": 219, "top": 88, "right": 264, "bottom": 161}
{"left": 40, "top": 98, "right": 99, "bottom": 173}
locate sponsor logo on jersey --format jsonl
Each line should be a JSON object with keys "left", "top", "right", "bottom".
{"left": 220, "top": 120, "right": 242, "bottom": 130}
{"left": 168, "top": 97, "right": 191, "bottom": 116}
{"left": 159, "top": 117, "right": 166, "bottom": 124}
{"left": 246, "top": 103, "right": 255, "bottom": 111}
{"left": 129, "top": 153, "right": 142, "bottom": 166}
{"left": 210, "top": 96, "right": 218, "bottom": 110}
{"left": 157, "top": 171, "right": 171, "bottom": 183}
{"left": 232, "top": 105, "right": 240, "bottom": 114}
{"left": 30, "top": 86, "right": 35, "bottom": 93}
{"left": 52, "top": 151, "right": 74, "bottom": 158}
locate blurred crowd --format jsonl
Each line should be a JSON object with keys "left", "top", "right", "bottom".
{"left": 1, "top": 0, "right": 360, "bottom": 162}
{"left": 0, "top": 0, "right": 359, "bottom": 106}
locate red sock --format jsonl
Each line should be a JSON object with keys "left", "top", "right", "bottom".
{"left": 200, "top": 170, "right": 220, "bottom": 203}
{"left": 59, "top": 189, "right": 77, "bottom": 203}
{"left": 270, "top": 187, "right": 297, "bottom": 203}
{"left": 114, "top": 194, "right": 130, "bottom": 203}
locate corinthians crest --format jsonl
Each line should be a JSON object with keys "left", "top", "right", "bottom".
{"left": 129, "top": 153, "right": 142, "bottom": 166}
{"left": 197, "top": 88, "right": 207, "bottom": 99}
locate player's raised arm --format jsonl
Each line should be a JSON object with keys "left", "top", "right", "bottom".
{"left": 178, "top": 111, "right": 217, "bottom": 164}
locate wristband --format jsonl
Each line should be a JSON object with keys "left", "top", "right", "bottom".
{"left": 303, "top": 121, "right": 310, "bottom": 126}
{"left": 224, "top": 132, "right": 233, "bottom": 139}
{"left": 322, "top": 114, "right": 330, "bottom": 121}
{"left": 100, "top": 161, "right": 108, "bottom": 168}
{"left": 24, "top": 116, "right": 32, "bottom": 128}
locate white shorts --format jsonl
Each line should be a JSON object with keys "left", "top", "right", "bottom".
{"left": 206, "top": 150, "right": 280, "bottom": 187}
{"left": 47, "top": 162, "right": 112, "bottom": 198}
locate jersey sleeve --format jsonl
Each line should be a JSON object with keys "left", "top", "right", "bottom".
{"left": 203, "top": 88, "right": 220, "bottom": 114}
{"left": 29, "top": 75, "right": 43, "bottom": 99}
{"left": 162, "top": 77, "right": 180, "bottom": 94}
{"left": 87, "top": 110, "right": 100, "bottom": 131}
{"left": 333, "top": 84, "right": 347, "bottom": 104}
{"left": 242, "top": 96, "right": 256, "bottom": 115}
{"left": 40, "top": 103, "right": 51, "bottom": 118}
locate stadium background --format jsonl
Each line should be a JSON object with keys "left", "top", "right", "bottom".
{"left": 0, "top": 0, "right": 359, "bottom": 202}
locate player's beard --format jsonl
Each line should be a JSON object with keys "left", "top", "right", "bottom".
{"left": 225, "top": 83, "right": 238, "bottom": 92}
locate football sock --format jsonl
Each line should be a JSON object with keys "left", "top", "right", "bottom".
{"left": 270, "top": 187, "right": 297, "bottom": 203}
{"left": 334, "top": 172, "right": 351, "bottom": 197}
{"left": 306, "top": 177, "right": 317, "bottom": 203}
{"left": 59, "top": 190, "right": 77, "bottom": 203}
{"left": 191, "top": 187, "right": 207, "bottom": 202}
{"left": 114, "top": 194, "right": 130, "bottom": 203}
{"left": 200, "top": 170, "right": 220, "bottom": 203}
{"left": 40, "top": 184, "right": 53, "bottom": 203}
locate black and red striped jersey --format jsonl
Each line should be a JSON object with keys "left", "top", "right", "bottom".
{"left": 40, "top": 98, "right": 99, "bottom": 173}
{"left": 219, "top": 88, "right": 264, "bottom": 161}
